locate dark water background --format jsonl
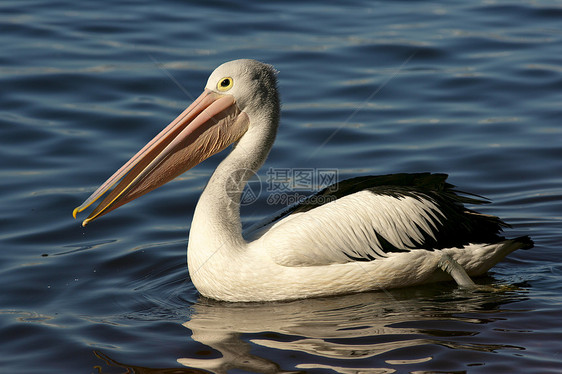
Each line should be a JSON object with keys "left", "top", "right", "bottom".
{"left": 1, "top": 0, "right": 561, "bottom": 373}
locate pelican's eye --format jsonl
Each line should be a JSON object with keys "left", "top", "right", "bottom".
{"left": 217, "top": 77, "right": 233, "bottom": 91}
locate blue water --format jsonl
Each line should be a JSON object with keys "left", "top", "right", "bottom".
{"left": 1, "top": 0, "right": 561, "bottom": 372}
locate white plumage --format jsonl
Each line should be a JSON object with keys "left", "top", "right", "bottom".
{"left": 259, "top": 192, "right": 444, "bottom": 266}
{"left": 74, "top": 59, "right": 533, "bottom": 302}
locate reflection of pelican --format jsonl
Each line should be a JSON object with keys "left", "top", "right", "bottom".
{"left": 179, "top": 290, "right": 525, "bottom": 373}
{"left": 74, "top": 59, "right": 533, "bottom": 302}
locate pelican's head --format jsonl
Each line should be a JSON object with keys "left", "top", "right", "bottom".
{"left": 207, "top": 59, "right": 279, "bottom": 124}
{"left": 73, "top": 59, "right": 279, "bottom": 226}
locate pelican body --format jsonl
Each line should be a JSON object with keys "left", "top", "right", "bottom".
{"left": 74, "top": 59, "right": 532, "bottom": 302}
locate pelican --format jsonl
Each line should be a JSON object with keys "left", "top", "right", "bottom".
{"left": 74, "top": 59, "right": 533, "bottom": 302}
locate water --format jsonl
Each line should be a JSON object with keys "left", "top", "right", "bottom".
{"left": 1, "top": 0, "right": 561, "bottom": 372}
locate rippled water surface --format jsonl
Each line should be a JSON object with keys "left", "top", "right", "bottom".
{"left": 1, "top": 0, "right": 561, "bottom": 373}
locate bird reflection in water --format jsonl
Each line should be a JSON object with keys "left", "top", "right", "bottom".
{"left": 176, "top": 287, "right": 525, "bottom": 373}
{"left": 91, "top": 286, "right": 525, "bottom": 373}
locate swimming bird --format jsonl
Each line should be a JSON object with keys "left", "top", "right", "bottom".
{"left": 73, "top": 59, "right": 533, "bottom": 302}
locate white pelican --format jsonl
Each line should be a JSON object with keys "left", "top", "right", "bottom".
{"left": 74, "top": 59, "right": 533, "bottom": 302}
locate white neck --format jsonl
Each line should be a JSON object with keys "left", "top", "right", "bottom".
{"left": 188, "top": 111, "right": 278, "bottom": 255}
